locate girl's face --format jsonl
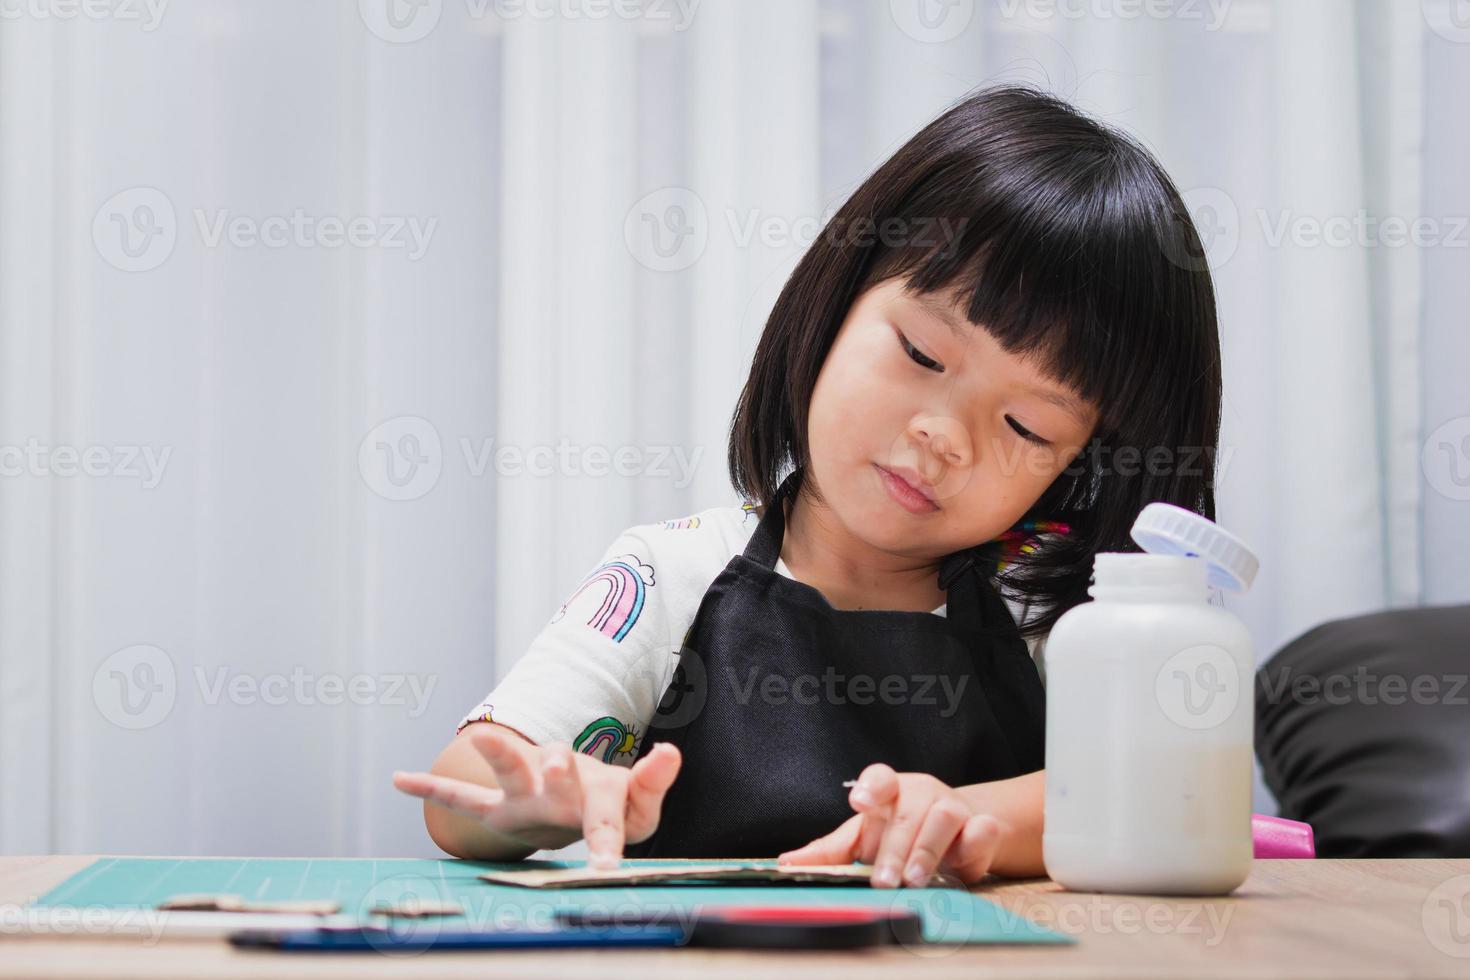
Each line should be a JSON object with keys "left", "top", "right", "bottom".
{"left": 805, "top": 278, "right": 1099, "bottom": 561}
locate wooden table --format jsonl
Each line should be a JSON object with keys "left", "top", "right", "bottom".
{"left": 3, "top": 856, "right": 1470, "bottom": 977}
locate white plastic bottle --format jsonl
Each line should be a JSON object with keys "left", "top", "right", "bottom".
{"left": 1042, "top": 502, "right": 1260, "bottom": 896}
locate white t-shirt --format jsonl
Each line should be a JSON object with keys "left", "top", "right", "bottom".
{"left": 457, "top": 503, "right": 1051, "bottom": 766}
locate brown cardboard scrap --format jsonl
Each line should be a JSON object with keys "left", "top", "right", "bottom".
{"left": 368, "top": 899, "right": 465, "bottom": 918}
{"left": 156, "top": 893, "right": 341, "bottom": 915}
{"left": 477, "top": 863, "right": 874, "bottom": 890}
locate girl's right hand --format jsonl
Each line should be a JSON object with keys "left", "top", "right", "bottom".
{"left": 392, "top": 725, "right": 682, "bottom": 868}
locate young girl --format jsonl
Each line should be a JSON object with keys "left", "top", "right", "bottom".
{"left": 394, "top": 85, "right": 1222, "bottom": 889}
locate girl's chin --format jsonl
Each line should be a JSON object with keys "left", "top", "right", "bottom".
{"left": 809, "top": 464, "right": 943, "bottom": 539}
{"left": 848, "top": 500, "right": 945, "bottom": 553}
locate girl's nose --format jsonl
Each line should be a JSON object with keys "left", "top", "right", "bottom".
{"left": 907, "top": 414, "right": 972, "bottom": 473}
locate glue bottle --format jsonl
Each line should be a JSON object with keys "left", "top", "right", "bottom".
{"left": 1042, "top": 502, "right": 1260, "bottom": 895}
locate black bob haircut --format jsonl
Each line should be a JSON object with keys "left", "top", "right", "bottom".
{"left": 727, "top": 85, "right": 1223, "bottom": 642}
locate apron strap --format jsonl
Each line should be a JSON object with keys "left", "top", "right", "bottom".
{"left": 944, "top": 557, "right": 1048, "bottom": 773}
{"left": 741, "top": 470, "right": 800, "bottom": 570}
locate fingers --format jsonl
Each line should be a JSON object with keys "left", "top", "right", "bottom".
{"left": 392, "top": 770, "right": 506, "bottom": 821}
{"left": 868, "top": 786, "right": 938, "bottom": 889}
{"left": 580, "top": 770, "right": 630, "bottom": 870}
{"left": 468, "top": 726, "right": 540, "bottom": 797}
{"left": 539, "top": 744, "right": 582, "bottom": 815}
{"left": 776, "top": 813, "right": 862, "bottom": 866}
{"left": 849, "top": 763, "right": 900, "bottom": 810}
{"left": 625, "top": 744, "right": 681, "bottom": 842}
{"left": 900, "top": 797, "right": 971, "bottom": 887}
{"left": 849, "top": 764, "right": 900, "bottom": 864}
{"left": 942, "top": 814, "right": 1003, "bottom": 884}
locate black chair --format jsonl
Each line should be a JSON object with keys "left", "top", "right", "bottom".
{"left": 1256, "top": 603, "right": 1470, "bottom": 858}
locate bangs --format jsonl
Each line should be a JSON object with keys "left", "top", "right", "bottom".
{"left": 857, "top": 129, "right": 1185, "bottom": 440}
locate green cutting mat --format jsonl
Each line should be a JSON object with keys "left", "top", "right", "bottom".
{"left": 34, "top": 857, "right": 1069, "bottom": 945}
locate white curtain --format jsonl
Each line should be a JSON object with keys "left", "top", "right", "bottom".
{"left": 1, "top": 0, "right": 1462, "bottom": 856}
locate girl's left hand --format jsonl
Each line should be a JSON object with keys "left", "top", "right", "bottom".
{"left": 776, "top": 763, "right": 1006, "bottom": 889}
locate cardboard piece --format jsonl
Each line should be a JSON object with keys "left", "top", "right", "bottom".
{"left": 157, "top": 893, "right": 341, "bottom": 915}
{"left": 369, "top": 898, "right": 465, "bottom": 918}
{"left": 477, "top": 862, "right": 874, "bottom": 890}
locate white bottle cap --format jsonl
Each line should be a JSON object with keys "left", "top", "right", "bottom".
{"left": 1129, "top": 502, "right": 1259, "bottom": 593}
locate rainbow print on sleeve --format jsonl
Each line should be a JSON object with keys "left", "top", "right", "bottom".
{"left": 455, "top": 703, "right": 495, "bottom": 735}
{"left": 551, "top": 553, "right": 656, "bottom": 643}
{"left": 573, "top": 716, "right": 638, "bottom": 762}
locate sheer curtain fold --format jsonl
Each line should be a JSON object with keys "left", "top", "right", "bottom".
{"left": 1359, "top": 1, "right": 1426, "bottom": 610}
{"left": 495, "top": 15, "right": 640, "bottom": 683}
{"left": 1268, "top": 2, "right": 1386, "bottom": 641}
{"left": 0, "top": 21, "right": 60, "bottom": 854}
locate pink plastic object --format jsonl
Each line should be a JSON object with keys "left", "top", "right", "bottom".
{"left": 1252, "top": 813, "right": 1315, "bottom": 858}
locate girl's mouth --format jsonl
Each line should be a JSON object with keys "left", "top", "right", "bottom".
{"left": 874, "top": 463, "right": 940, "bottom": 514}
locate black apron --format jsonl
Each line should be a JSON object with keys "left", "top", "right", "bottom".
{"left": 625, "top": 472, "right": 1046, "bottom": 859}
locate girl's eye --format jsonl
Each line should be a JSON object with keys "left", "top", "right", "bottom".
{"left": 1007, "top": 416, "right": 1050, "bottom": 446}
{"left": 899, "top": 333, "right": 943, "bottom": 372}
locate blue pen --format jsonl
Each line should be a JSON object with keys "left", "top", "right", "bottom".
{"left": 230, "top": 922, "right": 689, "bottom": 952}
